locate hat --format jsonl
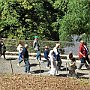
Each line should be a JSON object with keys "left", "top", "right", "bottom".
{"left": 56, "top": 43, "right": 60, "bottom": 48}
{"left": 34, "top": 36, "right": 38, "bottom": 38}
{"left": 25, "top": 44, "right": 28, "bottom": 48}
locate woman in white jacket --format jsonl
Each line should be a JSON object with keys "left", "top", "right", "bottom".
{"left": 17, "top": 41, "right": 24, "bottom": 66}
{"left": 48, "top": 50, "right": 57, "bottom": 75}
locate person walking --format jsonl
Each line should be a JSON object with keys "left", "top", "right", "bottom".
{"left": 48, "top": 50, "right": 57, "bottom": 76}
{"left": 33, "top": 36, "right": 41, "bottom": 61}
{"left": 0, "top": 41, "right": 6, "bottom": 59}
{"left": 53, "top": 43, "right": 62, "bottom": 73}
{"left": 22, "top": 44, "right": 31, "bottom": 74}
{"left": 44, "top": 46, "right": 50, "bottom": 68}
{"left": 0, "top": 41, "right": 2, "bottom": 57}
{"left": 83, "top": 42, "right": 90, "bottom": 65}
{"left": 78, "top": 40, "right": 89, "bottom": 69}
{"left": 17, "top": 41, "right": 24, "bottom": 66}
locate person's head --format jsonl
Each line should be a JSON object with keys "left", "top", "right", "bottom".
{"left": 45, "top": 46, "right": 48, "bottom": 49}
{"left": 19, "top": 41, "right": 24, "bottom": 46}
{"left": 34, "top": 36, "right": 38, "bottom": 40}
{"left": 25, "top": 44, "right": 28, "bottom": 49}
{"left": 55, "top": 43, "right": 60, "bottom": 48}
{"left": 69, "top": 51, "right": 73, "bottom": 60}
{"left": 80, "top": 40, "right": 84, "bottom": 45}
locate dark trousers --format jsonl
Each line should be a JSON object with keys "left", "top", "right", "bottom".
{"left": 57, "top": 59, "right": 62, "bottom": 69}
{"left": 78, "top": 58, "right": 88, "bottom": 69}
{"left": 36, "top": 51, "right": 41, "bottom": 60}
{"left": 24, "top": 58, "right": 30, "bottom": 73}
{"left": 47, "top": 58, "right": 51, "bottom": 67}
{"left": 0, "top": 52, "right": 6, "bottom": 59}
{"left": 85, "top": 55, "right": 90, "bottom": 64}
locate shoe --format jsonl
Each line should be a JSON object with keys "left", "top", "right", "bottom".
{"left": 56, "top": 73, "right": 59, "bottom": 75}
{"left": 87, "top": 66, "right": 90, "bottom": 70}
{"left": 46, "top": 66, "right": 50, "bottom": 69}
{"left": 40, "top": 60, "right": 44, "bottom": 63}
{"left": 17, "top": 63, "right": 20, "bottom": 66}
{"left": 28, "top": 72, "right": 32, "bottom": 74}
{"left": 27, "top": 71, "right": 32, "bottom": 74}
{"left": 31, "top": 71, "right": 35, "bottom": 74}
{"left": 4, "top": 58, "right": 6, "bottom": 60}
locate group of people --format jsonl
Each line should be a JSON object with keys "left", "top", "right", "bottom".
{"left": 16, "top": 36, "right": 62, "bottom": 75}
{"left": 16, "top": 36, "right": 90, "bottom": 76}
{"left": 48, "top": 43, "right": 62, "bottom": 76}
{"left": 33, "top": 36, "right": 62, "bottom": 75}
{"left": 67, "top": 40, "right": 90, "bottom": 77}
{"left": 33, "top": 37, "right": 90, "bottom": 76}
{"left": 43, "top": 43, "right": 62, "bottom": 76}
{"left": 17, "top": 41, "right": 30, "bottom": 74}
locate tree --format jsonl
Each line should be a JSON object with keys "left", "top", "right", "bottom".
{"left": 0, "top": 0, "right": 90, "bottom": 41}
{"left": 0, "top": 0, "right": 60, "bottom": 40}
{"left": 58, "top": 0, "right": 90, "bottom": 41}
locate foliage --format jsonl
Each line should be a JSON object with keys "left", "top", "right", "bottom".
{"left": 0, "top": 0, "right": 90, "bottom": 41}
{"left": 58, "top": 0, "right": 90, "bottom": 41}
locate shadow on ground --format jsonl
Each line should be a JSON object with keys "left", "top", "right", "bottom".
{"left": 30, "top": 63, "right": 38, "bottom": 67}
{"left": 33, "top": 70, "right": 44, "bottom": 74}
{"left": 5, "top": 58, "right": 17, "bottom": 61}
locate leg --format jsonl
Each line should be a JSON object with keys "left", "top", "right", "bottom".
{"left": 86, "top": 55, "right": 90, "bottom": 64}
{"left": 47, "top": 59, "right": 51, "bottom": 67}
{"left": 37, "top": 51, "right": 41, "bottom": 60}
{"left": 24, "top": 59, "right": 30, "bottom": 73}
{"left": 78, "top": 58, "right": 85, "bottom": 69}
{"left": 2, "top": 52, "right": 6, "bottom": 59}
{"left": 78, "top": 63, "right": 84, "bottom": 69}
{"left": 26, "top": 61, "right": 30, "bottom": 73}
{"left": 55, "top": 61, "right": 58, "bottom": 74}
{"left": 85, "top": 62, "right": 89, "bottom": 69}
{"left": 57, "top": 59, "right": 62, "bottom": 70}
{"left": 24, "top": 60, "right": 27, "bottom": 73}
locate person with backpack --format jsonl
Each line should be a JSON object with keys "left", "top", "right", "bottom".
{"left": 83, "top": 42, "right": 90, "bottom": 65}
{"left": 53, "top": 43, "right": 62, "bottom": 73}
{"left": 33, "top": 36, "right": 41, "bottom": 61}
{"left": 44, "top": 46, "right": 50, "bottom": 68}
{"left": 48, "top": 50, "right": 57, "bottom": 75}
{"left": 78, "top": 40, "right": 89, "bottom": 69}
{"left": 22, "top": 44, "right": 31, "bottom": 74}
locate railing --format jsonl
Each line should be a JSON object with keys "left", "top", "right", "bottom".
{"left": 5, "top": 51, "right": 79, "bottom": 60}
{"left": 1, "top": 39, "right": 90, "bottom": 55}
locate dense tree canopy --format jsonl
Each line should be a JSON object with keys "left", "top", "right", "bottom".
{"left": 0, "top": 0, "right": 90, "bottom": 41}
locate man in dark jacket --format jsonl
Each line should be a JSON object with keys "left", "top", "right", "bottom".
{"left": 44, "top": 46, "right": 50, "bottom": 68}
{"left": 22, "top": 44, "right": 30, "bottom": 73}
{"left": 0, "top": 41, "right": 6, "bottom": 59}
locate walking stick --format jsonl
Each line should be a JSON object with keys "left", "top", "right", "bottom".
{"left": 10, "top": 59, "right": 13, "bottom": 74}
{"left": 38, "top": 60, "right": 41, "bottom": 76}
{"left": 66, "top": 62, "right": 68, "bottom": 77}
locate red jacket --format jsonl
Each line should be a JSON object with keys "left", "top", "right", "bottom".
{"left": 79, "top": 43, "right": 87, "bottom": 59}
